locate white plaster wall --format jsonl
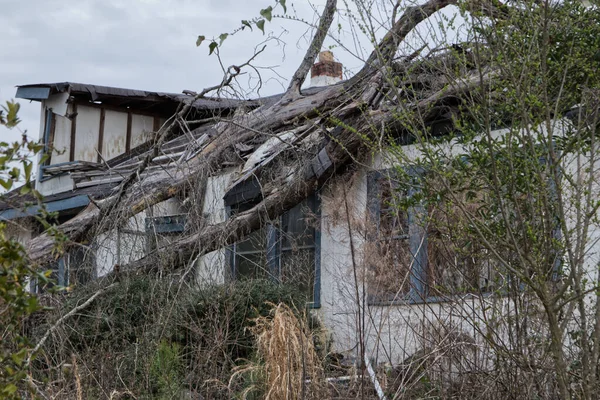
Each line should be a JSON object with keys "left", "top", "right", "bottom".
{"left": 151, "top": 198, "right": 182, "bottom": 216}
{"left": 74, "top": 105, "right": 101, "bottom": 162}
{"left": 94, "top": 211, "right": 148, "bottom": 276}
{"left": 35, "top": 102, "right": 47, "bottom": 192}
{"left": 51, "top": 113, "right": 72, "bottom": 164}
{"left": 102, "top": 110, "right": 128, "bottom": 160}
{"left": 195, "top": 171, "right": 234, "bottom": 285}
{"left": 37, "top": 175, "right": 74, "bottom": 196}
{"left": 131, "top": 114, "right": 154, "bottom": 149}
{"left": 120, "top": 231, "right": 147, "bottom": 265}
{"left": 45, "top": 92, "right": 69, "bottom": 116}
{"left": 95, "top": 229, "right": 118, "bottom": 277}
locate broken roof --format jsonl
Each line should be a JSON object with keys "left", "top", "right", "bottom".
{"left": 1, "top": 82, "right": 338, "bottom": 221}
{"left": 15, "top": 82, "right": 261, "bottom": 115}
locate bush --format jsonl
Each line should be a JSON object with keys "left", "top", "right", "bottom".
{"left": 27, "top": 276, "right": 310, "bottom": 399}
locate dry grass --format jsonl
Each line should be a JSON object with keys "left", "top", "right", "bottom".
{"left": 231, "top": 302, "right": 325, "bottom": 400}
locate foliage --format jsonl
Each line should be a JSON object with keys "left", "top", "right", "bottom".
{"left": 28, "top": 276, "right": 311, "bottom": 398}
{"left": 378, "top": 2, "right": 600, "bottom": 399}
{"left": 150, "top": 340, "right": 183, "bottom": 399}
{"left": 196, "top": 0, "right": 288, "bottom": 54}
{"left": 0, "top": 100, "right": 52, "bottom": 398}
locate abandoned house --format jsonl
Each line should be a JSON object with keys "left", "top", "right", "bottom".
{"left": 1, "top": 48, "right": 593, "bottom": 368}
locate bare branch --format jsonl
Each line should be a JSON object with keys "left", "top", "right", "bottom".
{"left": 284, "top": 0, "right": 337, "bottom": 98}
{"left": 24, "top": 283, "right": 117, "bottom": 368}
{"left": 352, "top": 0, "right": 459, "bottom": 81}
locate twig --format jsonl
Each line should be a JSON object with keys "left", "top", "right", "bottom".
{"left": 25, "top": 283, "right": 117, "bottom": 368}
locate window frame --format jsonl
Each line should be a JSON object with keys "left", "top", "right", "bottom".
{"left": 29, "top": 246, "right": 96, "bottom": 293}
{"left": 227, "top": 193, "right": 322, "bottom": 308}
{"left": 367, "top": 167, "right": 429, "bottom": 305}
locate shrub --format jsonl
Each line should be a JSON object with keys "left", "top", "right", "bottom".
{"left": 28, "top": 276, "right": 311, "bottom": 399}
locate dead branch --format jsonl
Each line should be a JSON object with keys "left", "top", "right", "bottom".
{"left": 24, "top": 283, "right": 117, "bottom": 368}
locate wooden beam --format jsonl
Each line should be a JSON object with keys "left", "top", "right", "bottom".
{"left": 125, "top": 111, "right": 132, "bottom": 153}
{"left": 97, "top": 108, "right": 106, "bottom": 163}
{"left": 153, "top": 116, "right": 160, "bottom": 133}
{"left": 69, "top": 103, "right": 77, "bottom": 162}
{"left": 47, "top": 113, "right": 56, "bottom": 165}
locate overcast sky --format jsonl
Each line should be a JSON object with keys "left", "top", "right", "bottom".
{"left": 0, "top": 0, "right": 463, "bottom": 145}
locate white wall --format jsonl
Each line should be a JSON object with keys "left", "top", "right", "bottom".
{"left": 94, "top": 211, "right": 148, "bottom": 277}
{"left": 131, "top": 114, "right": 154, "bottom": 149}
{"left": 74, "top": 105, "right": 101, "bottom": 162}
{"left": 37, "top": 175, "right": 74, "bottom": 196}
{"left": 195, "top": 171, "right": 235, "bottom": 285}
{"left": 52, "top": 113, "right": 72, "bottom": 164}
{"left": 102, "top": 110, "right": 128, "bottom": 160}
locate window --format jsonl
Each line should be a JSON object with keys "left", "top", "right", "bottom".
{"left": 368, "top": 158, "right": 561, "bottom": 304}
{"left": 29, "top": 246, "right": 95, "bottom": 293}
{"left": 229, "top": 194, "right": 321, "bottom": 307}
{"left": 367, "top": 167, "right": 502, "bottom": 304}
{"left": 145, "top": 214, "right": 186, "bottom": 253}
{"left": 30, "top": 258, "right": 64, "bottom": 294}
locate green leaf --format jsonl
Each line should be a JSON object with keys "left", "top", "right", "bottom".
{"left": 241, "top": 20, "right": 253, "bottom": 31}
{"left": 19, "top": 185, "right": 30, "bottom": 195}
{"left": 9, "top": 167, "right": 19, "bottom": 180}
{"left": 219, "top": 33, "right": 228, "bottom": 46}
{"left": 0, "top": 179, "right": 13, "bottom": 191}
{"left": 209, "top": 41, "right": 218, "bottom": 55}
{"left": 196, "top": 35, "right": 206, "bottom": 47}
{"left": 2, "top": 384, "right": 17, "bottom": 395}
{"left": 279, "top": 0, "right": 287, "bottom": 13}
{"left": 24, "top": 161, "right": 32, "bottom": 181}
{"left": 1, "top": 101, "right": 21, "bottom": 128}
{"left": 260, "top": 6, "right": 273, "bottom": 22}
{"left": 11, "top": 348, "right": 26, "bottom": 366}
{"left": 256, "top": 19, "right": 265, "bottom": 34}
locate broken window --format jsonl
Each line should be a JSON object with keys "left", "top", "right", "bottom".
{"left": 229, "top": 194, "right": 321, "bottom": 306}
{"left": 68, "top": 245, "right": 96, "bottom": 286}
{"left": 367, "top": 167, "right": 502, "bottom": 304}
{"left": 279, "top": 195, "right": 319, "bottom": 300}
{"left": 368, "top": 158, "right": 561, "bottom": 304}
{"left": 425, "top": 184, "right": 499, "bottom": 296}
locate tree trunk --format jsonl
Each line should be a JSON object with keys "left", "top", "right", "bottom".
{"left": 26, "top": 0, "right": 461, "bottom": 266}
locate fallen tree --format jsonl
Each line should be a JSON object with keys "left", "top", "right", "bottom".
{"left": 27, "top": 0, "right": 478, "bottom": 267}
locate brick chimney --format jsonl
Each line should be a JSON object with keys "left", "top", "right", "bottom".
{"left": 310, "top": 51, "right": 343, "bottom": 87}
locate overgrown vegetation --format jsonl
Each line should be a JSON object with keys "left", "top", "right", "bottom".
{"left": 368, "top": 1, "right": 600, "bottom": 399}
{"left": 26, "top": 277, "right": 318, "bottom": 398}
{"left": 0, "top": 100, "right": 56, "bottom": 399}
